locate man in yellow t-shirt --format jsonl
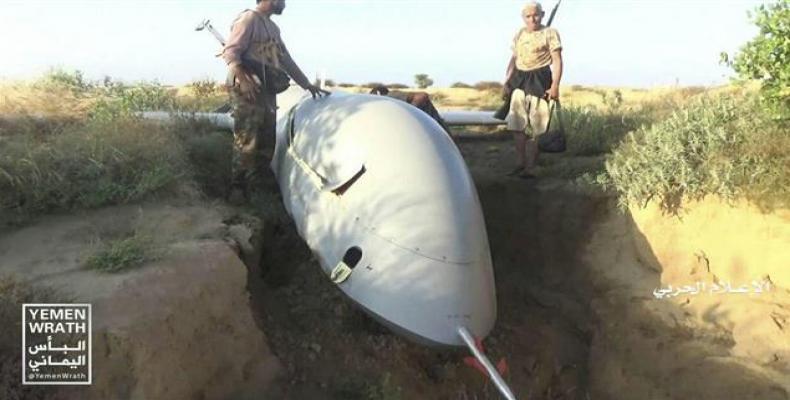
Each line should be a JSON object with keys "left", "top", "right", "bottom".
{"left": 503, "top": 1, "right": 564, "bottom": 179}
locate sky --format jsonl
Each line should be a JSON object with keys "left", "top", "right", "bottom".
{"left": 0, "top": 0, "right": 766, "bottom": 88}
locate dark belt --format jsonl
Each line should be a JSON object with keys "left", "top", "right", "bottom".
{"left": 494, "top": 65, "right": 553, "bottom": 120}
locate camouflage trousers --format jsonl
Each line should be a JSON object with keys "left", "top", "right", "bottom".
{"left": 229, "top": 87, "right": 278, "bottom": 192}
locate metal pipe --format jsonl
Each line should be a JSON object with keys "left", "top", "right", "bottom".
{"left": 457, "top": 326, "right": 517, "bottom": 400}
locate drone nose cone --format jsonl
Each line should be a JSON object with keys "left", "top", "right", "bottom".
{"left": 273, "top": 92, "right": 498, "bottom": 346}
{"left": 344, "top": 235, "right": 496, "bottom": 346}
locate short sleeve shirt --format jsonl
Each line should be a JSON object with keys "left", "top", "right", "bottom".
{"left": 512, "top": 27, "right": 562, "bottom": 72}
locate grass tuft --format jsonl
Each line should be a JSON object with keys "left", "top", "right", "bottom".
{"left": 85, "top": 232, "right": 157, "bottom": 273}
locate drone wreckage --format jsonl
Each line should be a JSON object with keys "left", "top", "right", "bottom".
{"left": 142, "top": 18, "right": 517, "bottom": 400}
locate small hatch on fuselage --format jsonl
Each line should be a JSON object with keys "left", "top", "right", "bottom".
{"left": 343, "top": 246, "right": 363, "bottom": 269}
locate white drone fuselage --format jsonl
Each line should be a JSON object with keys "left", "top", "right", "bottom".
{"left": 271, "top": 87, "right": 496, "bottom": 346}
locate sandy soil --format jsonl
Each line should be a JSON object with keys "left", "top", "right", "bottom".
{"left": 0, "top": 203, "right": 281, "bottom": 400}
{"left": 1, "top": 137, "right": 786, "bottom": 399}
{"left": 238, "top": 137, "right": 788, "bottom": 399}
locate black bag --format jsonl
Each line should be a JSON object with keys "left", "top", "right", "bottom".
{"left": 493, "top": 88, "right": 512, "bottom": 121}
{"left": 232, "top": 58, "right": 290, "bottom": 95}
{"left": 262, "top": 64, "right": 290, "bottom": 94}
{"left": 537, "top": 100, "right": 566, "bottom": 153}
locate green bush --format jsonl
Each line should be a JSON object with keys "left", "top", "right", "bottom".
{"left": 451, "top": 82, "right": 473, "bottom": 89}
{"left": 723, "top": 0, "right": 789, "bottom": 114}
{"left": 0, "top": 72, "right": 238, "bottom": 222}
{"left": 39, "top": 68, "right": 93, "bottom": 94}
{"left": 90, "top": 82, "right": 177, "bottom": 122}
{"left": 0, "top": 119, "right": 188, "bottom": 216}
{"left": 561, "top": 102, "right": 657, "bottom": 156}
{"left": 603, "top": 96, "right": 789, "bottom": 212}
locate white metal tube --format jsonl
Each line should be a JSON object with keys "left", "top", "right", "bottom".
{"left": 457, "top": 326, "right": 517, "bottom": 400}
{"left": 137, "top": 111, "right": 234, "bottom": 131}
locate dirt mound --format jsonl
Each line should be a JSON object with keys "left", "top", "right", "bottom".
{"left": 584, "top": 200, "right": 789, "bottom": 399}
{"left": 0, "top": 203, "right": 281, "bottom": 399}
{"left": 461, "top": 140, "right": 789, "bottom": 399}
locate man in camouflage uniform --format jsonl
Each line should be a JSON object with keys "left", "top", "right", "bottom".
{"left": 222, "top": 0, "right": 329, "bottom": 201}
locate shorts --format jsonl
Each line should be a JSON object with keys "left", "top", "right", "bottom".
{"left": 505, "top": 89, "right": 550, "bottom": 137}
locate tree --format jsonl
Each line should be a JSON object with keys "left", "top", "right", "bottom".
{"left": 414, "top": 74, "right": 434, "bottom": 89}
{"left": 722, "top": 0, "right": 789, "bottom": 112}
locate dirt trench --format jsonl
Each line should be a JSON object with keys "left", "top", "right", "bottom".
{"left": 236, "top": 139, "right": 788, "bottom": 400}
{"left": 237, "top": 144, "right": 612, "bottom": 400}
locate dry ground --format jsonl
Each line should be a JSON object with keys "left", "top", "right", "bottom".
{"left": 240, "top": 136, "right": 788, "bottom": 399}
{"left": 2, "top": 81, "right": 786, "bottom": 399}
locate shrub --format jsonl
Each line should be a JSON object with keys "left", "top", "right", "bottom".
{"left": 387, "top": 83, "right": 409, "bottom": 89}
{"left": 89, "top": 82, "right": 177, "bottom": 122}
{"left": 451, "top": 82, "right": 473, "bottom": 89}
{"left": 603, "top": 96, "right": 789, "bottom": 212}
{"left": 39, "top": 68, "right": 93, "bottom": 94}
{"left": 561, "top": 105, "right": 648, "bottom": 156}
{"left": 722, "top": 0, "right": 789, "bottom": 114}
{"left": 473, "top": 81, "right": 503, "bottom": 91}
{"left": 0, "top": 72, "right": 235, "bottom": 221}
{"left": 189, "top": 78, "right": 220, "bottom": 98}
{"left": 337, "top": 83, "right": 355, "bottom": 88}
{"left": 0, "top": 119, "right": 188, "bottom": 216}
